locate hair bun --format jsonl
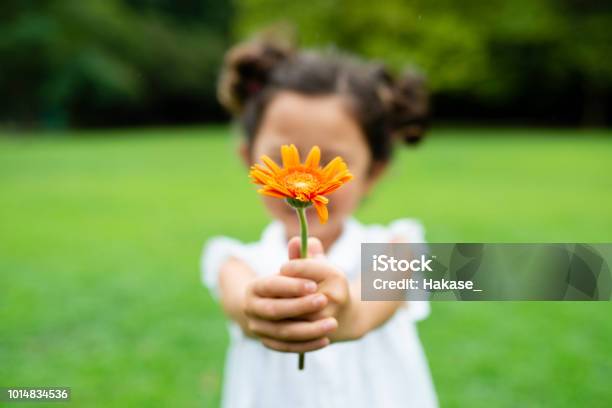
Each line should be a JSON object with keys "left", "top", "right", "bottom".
{"left": 218, "top": 39, "right": 294, "bottom": 115}
{"left": 387, "top": 69, "right": 429, "bottom": 145}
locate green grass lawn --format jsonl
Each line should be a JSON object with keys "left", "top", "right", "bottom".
{"left": 1, "top": 126, "right": 611, "bottom": 407}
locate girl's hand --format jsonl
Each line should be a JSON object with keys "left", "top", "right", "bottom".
{"left": 243, "top": 272, "right": 338, "bottom": 353}
{"left": 281, "top": 237, "right": 355, "bottom": 342}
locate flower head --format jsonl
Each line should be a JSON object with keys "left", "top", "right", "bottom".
{"left": 249, "top": 144, "right": 353, "bottom": 224}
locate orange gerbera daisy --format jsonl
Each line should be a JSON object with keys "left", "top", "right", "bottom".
{"left": 249, "top": 144, "right": 353, "bottom": 224}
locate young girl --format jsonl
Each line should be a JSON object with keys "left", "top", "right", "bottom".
{"left": 202, "top": 38, "right": 437, "bottom": 408}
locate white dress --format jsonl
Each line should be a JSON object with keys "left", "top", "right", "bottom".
{"left": 201, "top": 217, "right": 438, "bottom": 408}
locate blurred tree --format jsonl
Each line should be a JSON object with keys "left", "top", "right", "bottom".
{"left": 1, "top": 0, "right": 610, "bottom": 128}
{"left": 234, "top": 0, "right": 612, "bottom": 125}
{"left": 0, "top": 0, "right": 233, "bottom": 128}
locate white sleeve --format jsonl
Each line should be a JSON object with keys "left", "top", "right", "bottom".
{"left": 388, "top": 218, "right": 426, "bottom": 243}
{"left": 200, "top": 236, "right": 247, "bottom": 300}
{"left": 388, "top": 218, "right": 431, "bottom": 321}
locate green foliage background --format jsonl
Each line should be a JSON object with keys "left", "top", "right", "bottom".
{"left": 2, "top": 0, "right": 611, "bottom": 127}
{"left": 235, "top": 0, "right": 612, "bottom": 124}
{"left": 236, "top": 0, "right": 612, "bottom": 92}
{"left": 1, "top": 0, "right": 232, "bottom": 127}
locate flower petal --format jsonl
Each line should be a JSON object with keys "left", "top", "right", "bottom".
{"left": 338, "top": 172, "right": 353, "bottom": 183}
{"left": 258, "top": 188, "right": 288, "bottom": 199}
{"left": 264, "top": 177, "right": 292, "bottom": 195}
{"left": 312, "top": 197, "right": 329, "bottom": 224}
{"left": 322, "top": 157, "right": 344, "bottom": 178}
{"left": 249, "top": 168, "right": 273, "bottom": 185}
{"left": 281, "top": 144, "right": 300, "bottom": 168}
{"left": 329, "top": 170, "right": 353, "bottom": 185}
{"left": 251, "top": 163, "right": 272, "bottom": 175}
{"left": 315, "top": 195, "right": 329, "bottom": 204}
{"left": 261, "top": 155, "right": 282, "bottom": 174}
{"left": 317, "top": 181, "right": 343, "bottom": 196}
{"left": 304, "top": 146, "right": 321, "bottom": 169}
{"left": 295, "top": 192, "right": 309, "bottom": 202}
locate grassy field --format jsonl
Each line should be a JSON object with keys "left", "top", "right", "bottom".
{"left": 1, "top": 126, "right": 611, "bottom": 407}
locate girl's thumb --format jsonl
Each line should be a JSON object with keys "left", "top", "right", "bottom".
{"left": 288, "top": 236, "right": 325, "bottom": 260}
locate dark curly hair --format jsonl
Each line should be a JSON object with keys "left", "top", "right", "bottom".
{"left": 217, "top": 37, "right": 429, "bottom": 164}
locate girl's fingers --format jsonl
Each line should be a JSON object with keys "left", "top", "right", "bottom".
{"left": 288, "top": 236, "right": 325, "bottom": 260}
{"left": 300, "top": 309, "right": 334, "bottom": 321}
{"left": 246, "top": 293, "right": 328, "bottom": 320}
{"left": 248, "top": 317, "right": 338, "bottom": 342}
{"left": 288, "top": 237, "right": 301, "bottom": 260}
{"left": 280, "top": 258, "right": 341, "bottom": 282}
{"left": 252, "top": 275, "right": 317, "bottom": 298}
{"left": 260, "top": 336, "right": 330, "bottom": 353}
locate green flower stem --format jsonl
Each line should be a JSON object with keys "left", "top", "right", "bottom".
{"left": 296, "top": 206, "right": 308, "bottom": 259}
{"left": 295, "top": 206, "right": 308, "bottom": 370}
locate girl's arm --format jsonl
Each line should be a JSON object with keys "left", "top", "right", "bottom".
{"left": 218, "top": 257, "right": 257, "bottom": 335}
{"left": 337, "top": 279, "right": 404, "bottom": 341}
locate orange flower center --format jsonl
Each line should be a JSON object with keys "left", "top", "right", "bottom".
{"left": 283, "top": 170, "right": 319, "bottom": 194}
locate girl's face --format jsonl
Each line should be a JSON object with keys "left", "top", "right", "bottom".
{"left": 247, "top": 91, "right": 385, "bottom": 246}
